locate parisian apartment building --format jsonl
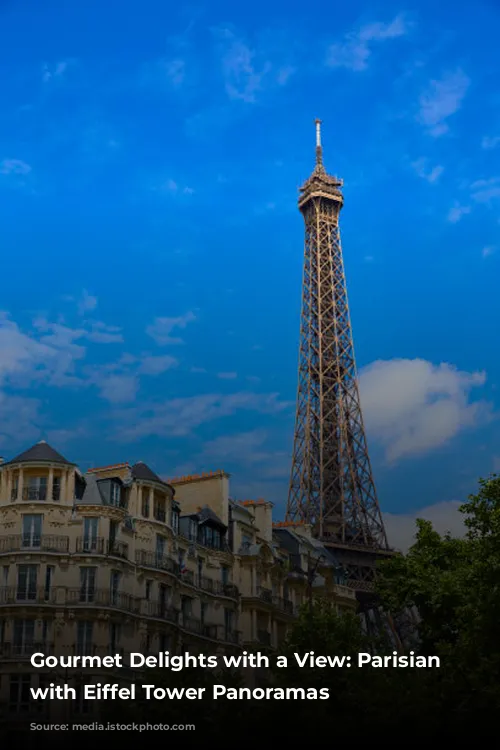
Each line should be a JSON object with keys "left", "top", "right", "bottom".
{"left": 0, "top": 440, "right": 356, "bottom": 719}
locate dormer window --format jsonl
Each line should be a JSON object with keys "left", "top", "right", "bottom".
{"left": 110, "top": 482, "right": 121, "bottom": 507}
{"left": 171, "top": 509, "right": 179, "bottom": 535}
{"left": 188, "top": 519, "right": 197, "bottom": 541}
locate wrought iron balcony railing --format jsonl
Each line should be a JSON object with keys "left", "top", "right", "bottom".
{"left": 0, "top": 586, "right": 56, "bottom": 605}
{"left": 0, "top": 535, "right": 69, "bottom": 554}
{"left": 65, "top": 588, "right": 140, "bottom": 613}
{"left": 135, "top": 550, "right": 179, "bottom": 575}
{"left": 143, "top": 600, "right": 179, "bottom": 624}
{"left": 75, "top": 538, "right": 128, "bottom": 559}
{"left": 256, "top": 586, "right": 273, "bottom": 604}
{"left": 272, "top": 596, "right": 294, "bottom": 614}
{"left": 0, "top": 641, "right": 54, "bottom": 658}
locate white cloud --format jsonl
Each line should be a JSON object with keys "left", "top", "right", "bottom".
{"left": 418, "top": 69, "right": 470, "bottom": 136}
{"left": 213, "top": 27, "right": 293, "bottom": 103}
{"left": 0, "top": 314, "right": 85, "bottom": 389}
{"left": 481, "top": 135, "right": 500, "bottom": 150}
{"left": 97, "top": 374, "right": 138, "bottom": 404}
{"left": 157, "top": 179, "right": 194, "bottom": 195}
{"left": 326, "top": 15, "right": 409, "bottom": 71}
{"left": 384, "top": 501, "right": 465, "bottom": 552}
{"left": 146, "top": 311, "right": 196, "bottom": 345}
{"left": 411, "top": 158, "right": 444, "bottom": 183}
{"left": 358, "top": 358, "right": 492, "bottom": 462}
{"left": 138, "top": 355, "right": 178, "bottom": 375}
{"left": 163, "top": 58, "right": 185, "bottom": 87}
{"left": 114, "top": 392, "right": 291, "bottom": 440}
{"left": 78, "top": 290, "right": 98, "bottom": 315}
{"left": 42, "top": 60, "right": 71, "bottom": 83}
{"left": 447, "top": 203, "right": 471, "bottom": 223}
{"left": 217, "top": 371, "right": 238, "bottom": 379}
{"left": 482, "top": 246, "right": 496, "bottom": 258}
{"left": 471, "top": 176, "right": 500, "bottom": 204}
{"left": 0, "top": 159, "right": 31, "bottom": 175}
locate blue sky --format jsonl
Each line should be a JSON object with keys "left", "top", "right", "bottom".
{"left": 1, "top": 0, "right": 499, "bottom": 542}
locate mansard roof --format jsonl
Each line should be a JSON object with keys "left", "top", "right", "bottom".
{"left": 180, "top": 504, "right": 227, "bottom": 529}
{"left": 5, "top": 440, "right": 73, "bottom": 466}
{"left": 131, "top": 461, "right": 168, "bottom": 486}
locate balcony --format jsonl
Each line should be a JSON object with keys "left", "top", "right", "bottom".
{"left": 0, "top": 586, "right": 56, "bottom": 605}
{"left": 0, "top": 535, "right": 69, "bottom": 554}
{"left": 75, "top": 538, "right": 128, "bottom": 559}
{"left": 181, "top": 615, "right": 203, "bottom": 634}
{"left": 0, "top": 641, "right": 54, "bottom": 658}
{"left": 143, "top": 600, "right": 179, "bottom": 624}
{"left": 106, "top": 540, "right": 128, "bottom": 559}
{"left": 198, "top": 577, "right": 239, "bottom": 599}
{"left": 257, "top": 587, "right": 273, "bottom": 604}
{"left": 65, "top": 588, "right": 140, "bottom": 613}
{"left": 153, "top": 508, "right": 166, "bottom": 523}
{"left": 15, "top": 487, "right": 61, "bottom": 502}
{"left": 272, "top": 596, "right": 294, "bottom": 615}
{"left": 135, "top": 550, "right": 179, "bottom": 575}
{"left": 179, "top": 569, "right": 195, "bottom": 586}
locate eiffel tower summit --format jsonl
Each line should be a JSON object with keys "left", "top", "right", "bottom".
{"left": 286, "top": 120, "right": 392, "bottom": 593}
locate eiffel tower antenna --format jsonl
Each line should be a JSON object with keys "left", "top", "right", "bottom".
{"left": 286, "top": 119, "right": 391, "bottom": 589}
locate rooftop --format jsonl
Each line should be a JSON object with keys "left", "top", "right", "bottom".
{"left": 5, "top": 441, "right": 73, "bottom": 466}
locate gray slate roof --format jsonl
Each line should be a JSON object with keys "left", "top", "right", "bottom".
{"left": 76, "top": 474, "right": 104, "bottom": 505}
{"left": 180, "top": 504, "right": 226, "bottom": 528}
{"left": 6, "top": 441, "right": 73, "bottom": 466}
{"left": 131, "top": 462, "right": 167, "bottom": 485}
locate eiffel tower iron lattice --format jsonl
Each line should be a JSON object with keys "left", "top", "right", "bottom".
{"left": 286, "top": 120, "right": 392, "bottom": 588}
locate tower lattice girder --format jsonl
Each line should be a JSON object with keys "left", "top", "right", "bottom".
{"left": 286, "top": 121, "right": 389, "bottom": 582}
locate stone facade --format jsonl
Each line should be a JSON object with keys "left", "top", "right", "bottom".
{"left": 0, "top": 441, "right": 356, "bottom": 719}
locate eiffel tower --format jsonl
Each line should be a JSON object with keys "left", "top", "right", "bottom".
{"left": 286, "top": 120, "right": 392, "bottom": 593}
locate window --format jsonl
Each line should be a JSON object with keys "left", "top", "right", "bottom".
{"left": 109, "top": 520, "right": 118, "bottom": 550}
{"left": 13, "top": 619, "right": 35, "bottom": 655}
{"left": 26, "top": 476, "right": 47, "bottom": 501}
{"left": 80, "top": 567, "right": 96, "bottom": 603}
{"left": 156, "top": 535, "right": 166, "bottom": 560}
{"left": 145, "top": 580, "right": 152, "bottom": 601}
{"left": 110, "top": 571, "right": 120, "bottom": 605}
{"left": 109, "top": 623, "right": 120, "bottom": 653}
{"left": 11, "top": 477, "right": 18, "bottom": 502}
{"left": 52, "top": 475, "right": 61, "bottom": 501}
{"left": 178, "top": 548, "right": 186, "bottom": 572}
{"left": 9, "top": 675, "right": 31, "bottom": 712}
{"left": 110, "top": 482, "right": 121, "bottom": 507}
{"left": 181, "top": 596, "right": 192, "bottom": 619}
{"left": 3, "top": 565, "right": 9, "bottom": 586}
{"left": 242, "top": 534, "right": 252, "bottom": 549}
{"left": 203, "top": 526, "right": 213, "bottom": 547}
{"left": 200, "top": 602, "right": 206, "bottom": 624}
{"left": 83, "top": 517, "right": 99, "bottom": 551}
{"left": 171, "top": 509, "right": 179, "bottom": 534}
{"left": 142, "top": 493, "right": 149, "bottom": 517}
{"left": 159, "top": 633, "right": 170, "bottom": 651}
{"left": 159, "top": 583, "right": 169, "bottom": 615}
{"left": 224, "top": 608, "right": 234, "bottom": 637}
{"left": 221, "top": 566, "right": 229, "bottom": 585}
{"left": 16, "top": 565, "right": 37, "bottom": 601}
{"left": 22, "top": 514, "right": 42, "bottom": 548}
{"left": 76, "top": 621, "right": 93, "bottom": 655}
{"left": 42, "top": 619, "right": 49, "bottom": 645}
{"left": 197, "top": 557, "right": 203, "bottom": 581}
{"left": 44, "top": 566, "right": 54, "bottom": 601}
{"left": 188, "top": 519, "right": 197, "bottom": 541}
